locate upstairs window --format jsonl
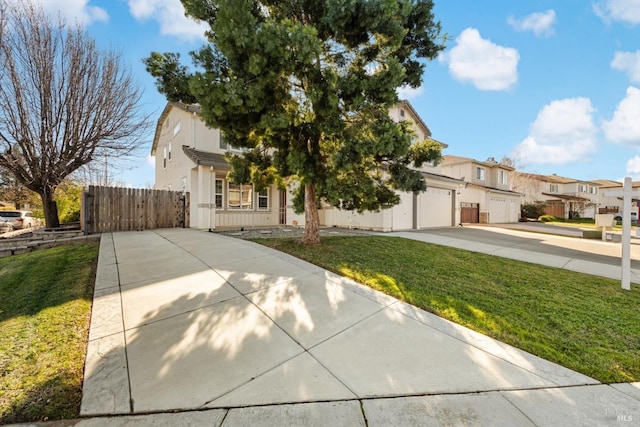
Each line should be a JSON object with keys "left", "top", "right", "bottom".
{"left": 499, "top": 170, "right": 508, "bottom": 185}
{"left": 578, "top": 184, "right": 587, "bottom": 193}
{"left": 220, "top": 132, "right": 244, "bottom": 152}
{"left": 476, "top": 167, "right": 485, "bottom": 181}
{"left": 168, "top": 141, "right": 172, "bottom": 161}
{"left": 163, "top": 147, "right": 167, "bottom": 169}
{"left": 549, "top": 184, "right": 558, "bottom": 193}
{"left": 589, "top": 186, "right": 597, "bottom": 195}
{"left": 173, "top": 121, "right": 181, "bottom": 136}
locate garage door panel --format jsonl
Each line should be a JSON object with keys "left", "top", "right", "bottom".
{"left": 489, "top": 197, "right": 518, "bottom": 223}
{"left": 419, "top": 187, "right": 452, "bottom": 228}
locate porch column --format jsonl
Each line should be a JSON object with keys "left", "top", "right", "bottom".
{"left": 210, "top": 169, "right": 216, "bottom": 230}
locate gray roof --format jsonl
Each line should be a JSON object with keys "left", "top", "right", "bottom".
{"left": 182, "top": 146, "right": 230, "bottom": 169}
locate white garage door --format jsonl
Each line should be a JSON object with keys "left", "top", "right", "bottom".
{"left": 489, "top": 197, "right": 518, "bottom": 223}
{"left": 419, "top": 187, "right": 453, "bottom": 228}
{"left": 392, "top": 191, "right": 414, "bottom": 230}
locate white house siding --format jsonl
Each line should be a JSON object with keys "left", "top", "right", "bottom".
{"left": 323, "top": 207, "right": 390, "bottom": 231}
{"left": 418, "top": 187, "right": 453, "bottom": 228}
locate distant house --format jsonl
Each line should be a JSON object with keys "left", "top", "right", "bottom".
{"left": 593, "top": 179, "right": 640, "bottom": 217}
{"left": 151, "top": 101, "right": 465, "bottom": 231}
{"left": 511, "top": 172, "right": 600, "bottom": 219}
{"left": 440, "top": 156, "right": 522, "bottom": 224}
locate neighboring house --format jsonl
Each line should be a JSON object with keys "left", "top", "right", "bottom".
{"left": 440, "top": 156, "right": 522, "bottom": 224}
{"left": 593, "top": 179, "right": 640, "bottom": 217}
{"left": 511, "top": 172, "right": 600, "bottom": 219}
{"left": 152, "top": 100, "right": 465, "bottom": 231}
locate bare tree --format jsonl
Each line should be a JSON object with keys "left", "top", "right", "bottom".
{"left": 0, "top": 2, "right": 149, "bottom": 227}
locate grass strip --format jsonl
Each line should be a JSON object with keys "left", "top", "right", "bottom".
{"left": 258, "top": 236, "right": 640, "bottom": 383}
{"left": 0, "top": 242, "right": 99, "bottom": 424}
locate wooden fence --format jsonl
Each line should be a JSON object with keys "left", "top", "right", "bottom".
{"left": 82, "top": 186, "right": 190, "bottom": 234}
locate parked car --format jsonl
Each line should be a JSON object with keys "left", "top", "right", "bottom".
{"left": 614, "top": 212, "right": 638, "bottom": 222}
{"left": 0, "top": 210, "right": 37, "bottom": 229}
{"left": 0, "top": 216, "right": 13, "bottom": 233}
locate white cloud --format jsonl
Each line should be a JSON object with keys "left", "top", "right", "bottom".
{"left": 507, "top": 10, "right": 556, "bottom": 37}
{"left": 439, "top": 28, "right": 519, "bottom": 91}
{"left": 611, "top": 51, "right": 640, "bottom": 83}
{"left": 602, "top": 86, "right": 640, "bottom": 144}
{"left": 593, "top": 0, "right": 640, "bottom": 25}
{"left": 626, "top": 156, "right": 640, "bottom": 175}
{"left": 397, "top": 85, "right": 424, "bottom": 100}
{"left": 40, "top": 0, "right": 108, "bottom": 25}
{"left": 127, "top": 0, "right": 208, "bottom": 41}
{"left": 513, "top": 98, "right": 599, "bottom": 165}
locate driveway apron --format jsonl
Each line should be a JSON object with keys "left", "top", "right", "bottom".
{"left": 77, "top": 228, "right": 640, "bottom": 426}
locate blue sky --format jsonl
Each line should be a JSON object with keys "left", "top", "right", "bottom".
{"left": 39, "top": 0, "right": 640, "bottom": 187}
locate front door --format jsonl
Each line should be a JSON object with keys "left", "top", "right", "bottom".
{"left": 279, "top": 190, "right": 287, "bottom": 225}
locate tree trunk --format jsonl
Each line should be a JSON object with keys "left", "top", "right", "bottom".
{"left": 302, "top": 183, "right": 321, "bottom": 244}
{"left": 40, "top": 192, "right": 60, "bottom": 229}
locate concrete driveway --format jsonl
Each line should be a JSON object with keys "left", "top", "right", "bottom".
{"left": 66, "top": 228, "right": 640, "bottom": 426}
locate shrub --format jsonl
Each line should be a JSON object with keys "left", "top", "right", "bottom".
{"left": 539, "top": 215, "right": 556, "bottom": 222}
{"left": 521, "top": 202, "right": 546, "bottom": 219}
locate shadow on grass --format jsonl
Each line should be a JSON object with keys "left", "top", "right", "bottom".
{"left": 0, "top": 242, "right": 98, "bottom": 322}
{"left": 0, "top": 373, "right": 81, "bottom": 424}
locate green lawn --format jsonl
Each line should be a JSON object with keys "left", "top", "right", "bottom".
{"left": 258, "top": 236, "right": 640, "bottom": 383}
{"left": 0, "top": 242, "right": 99, "bottom": 424}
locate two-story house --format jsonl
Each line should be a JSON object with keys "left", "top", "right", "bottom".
{"left": 152, "top": 101, "right": 466, "bottom": 231}
{"left": 319, "top": 101, "right": 466, "bottom": 230}
{"left": 440, "top": 156, "right": 522, "bottom": 224}
{"left": 511, "top": 173, "right": 600, "bottom": 219}
{"left": 593, "top": 179, "right": 640, "bottom": 217}
{"left": 152, "top": 102, "right": 283, "bottom": 230}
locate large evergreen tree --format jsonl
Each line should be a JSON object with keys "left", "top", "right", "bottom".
{"left": 145, "top": 0, "right": 445, "bottom": 243}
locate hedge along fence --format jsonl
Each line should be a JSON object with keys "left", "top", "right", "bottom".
{"left": 82, "top": 186, "right": 189, "bottom": 234}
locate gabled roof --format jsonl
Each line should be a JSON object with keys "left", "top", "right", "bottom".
{"left": 591, "top": 179, "right": 621, "bottom": 188}
{"left": 399, "top": 100, "right": 431, "bottom": 138}
{"left": 514, "top": 172, "right": 601, "bottom": 186}
{"left": 541, "top": 192, "right": 592, "bottom": 202}
{"left": 421, "top": 171, "right": 467, "bottom": 186}
{"left": 466, "top": 182, "right": 523, "bottom": 196}
{"left": 151, "top": 102, "right": 201, "bottom": 156}
{"left": 182, "top": 146, "right": 230, "bottom": 169}
{"left": 544, "top": 174, "right": 578, "bottom": 184}
{"left": 441, "top": 155, "right": 515, "bottom": 171}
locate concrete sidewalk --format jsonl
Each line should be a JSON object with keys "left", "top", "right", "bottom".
{"left": 387, "top": 225, "right": 640, "bottom": 284}
{"left": 12, "top": 228, "right": 640, "bottom": 426}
